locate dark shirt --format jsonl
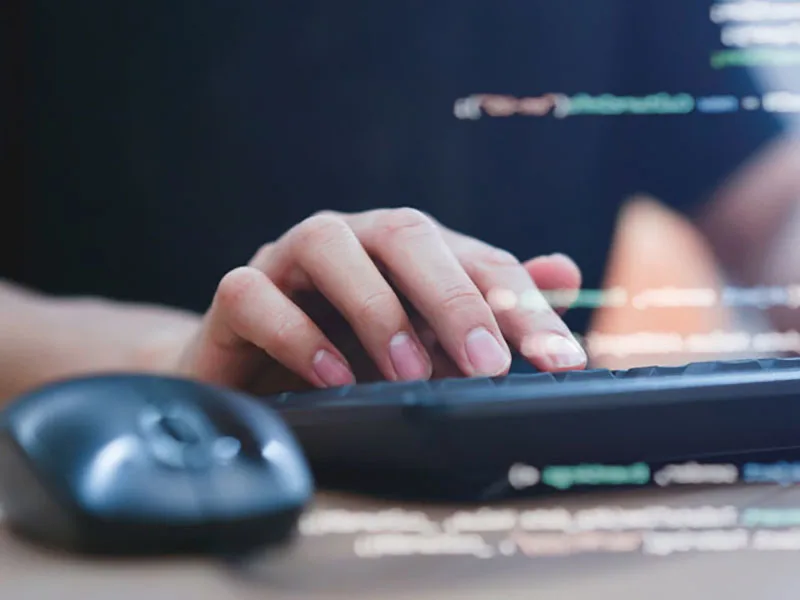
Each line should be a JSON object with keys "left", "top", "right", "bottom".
{"left": 16, "top": 0, "right": 783, "bottom": 335}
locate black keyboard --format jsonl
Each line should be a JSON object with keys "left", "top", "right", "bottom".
{"left": 263, "top": 358, "right": 800, "bottom": 500}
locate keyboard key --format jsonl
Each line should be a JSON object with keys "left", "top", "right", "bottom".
{"left": 273, "top": 392, "right": 291, "bottom": 405}
{"left": 619, "top": 365, "right": 688, "bottom": 378}
{"left": 556, "top": 369, "right": 618, "bottom": 382}
{"left": 431, "top": 378, "right": 497, "bottom": 391}
{"left": 263, "top": 357, "right": 800, "bottom": 413}
{"left": 689, "top": 359, "right": 764, "bottom": 374}
{"left": 335, "top": 380, "right": 430, "bottom": 400}
{"left": 491, "top": 373, "right": 558, "bottom": 386}
{"left": 618, "top": 366, "right": 656, "bottom": 378}
{"left": 761, "top": 357, "right": 800, "bottom": 370}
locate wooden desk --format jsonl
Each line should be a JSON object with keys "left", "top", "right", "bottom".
{"left": 4, "top": 483, "right": 800, "bottom": 600}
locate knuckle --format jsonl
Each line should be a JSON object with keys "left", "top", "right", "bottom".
{"left": 375, "top": 207, "right": 437, "bottom": 240}
{"left": 270, "top": 316, "right": 304, "bottom": 347}
{"left": 292, "top": 213, "right": 350, "bottom": 249}
{"left": 439, "top": 282, "right": 486, "bottom": 315}
{"left": 249, "top": 242, "right": 274, "bottom": 266}
{"left": 215, "top": 267, "right": 262, "bottom": 310}
{"left": 355, "top": 289, "right": 398, "bottom": 324}
{"left": 483, "top": 247, "right": 521, "bottom": 267}
{"left": 463, "top": 245, "right": 520, "bottom": 270}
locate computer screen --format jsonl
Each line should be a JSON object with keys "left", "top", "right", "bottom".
{"left": 21, "top": 0, "right": 800, "bottom": 370}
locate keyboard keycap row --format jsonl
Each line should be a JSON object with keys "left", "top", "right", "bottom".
{"left": 267, "top": 357, "right": 800, "bottom": 406}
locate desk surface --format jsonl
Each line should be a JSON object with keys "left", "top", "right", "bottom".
{"left": 4, "top": 483, "right": 800, "bottom": 600}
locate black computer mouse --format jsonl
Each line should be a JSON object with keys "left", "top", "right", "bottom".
{"left": 0, "top": 374, "right": 314, "bottom": 555}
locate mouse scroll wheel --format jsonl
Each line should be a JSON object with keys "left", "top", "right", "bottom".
{"left": 156, "top": 415, "right": 202, "bottom": 445}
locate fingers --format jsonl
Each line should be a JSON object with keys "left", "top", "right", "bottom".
{"left": 262, "top": 214, "right": 432, "bottom": 382}
{"left": 524, "top": 253, "right": 582, "bottom": 315}
{"left": 191, "top": 266, "right": 355, "bottom": 388}
{"left": 453, "top": 243, "right": 586, "bottom": 372}
{"left": 221, "top": 207, "right": 584, "bottom": 390}
{"left": 348, "top": 208, "right": 512, "bottom": 377}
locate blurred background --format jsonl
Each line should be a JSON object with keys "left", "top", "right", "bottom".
{"left": 5, "top": 0, "right": 800, "bottom": 371}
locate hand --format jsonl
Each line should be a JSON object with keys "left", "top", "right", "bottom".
{"left": 174, "top": 208, "right": 586, "bottom": 395}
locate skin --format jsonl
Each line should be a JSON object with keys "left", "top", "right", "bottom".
{"left": 175, "top": 209, "right": 586, "bottom": 395}
{"left": 2, "top": 136, "right": 799, "bottom": 405}
{"left": 0, "top": 208, "right": 585, "bottom": 403}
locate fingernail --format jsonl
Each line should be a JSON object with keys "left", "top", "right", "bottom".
{"left": 389, "top": 332, "right": 432, "bottom": 380}
{"left": 466, "top": 327, "right": 511, "bottom": 376}
{"left": 312, "top": 349, "right": 355, "bottom": 387}
{"left": 544, "top": 334, "right": 586, "bottom": 369}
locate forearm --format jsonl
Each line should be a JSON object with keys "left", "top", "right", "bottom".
{"left": 740, "top": 203, "right": 800, "bottom": 333}
{"left": 697, "top": 135, "right": 800, "bottom": 332}
{"left": 0, "top": 280, "right": 201, "bottom": 404}
{"left": 699, "top": 135, "right": 800, "bottom": 281}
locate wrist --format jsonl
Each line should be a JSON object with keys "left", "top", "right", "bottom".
{"left": 49, "top": 295, "right": 203, "bottom": 376}
{"left": 130, "top": 326, "right": 200, "bottom": 374}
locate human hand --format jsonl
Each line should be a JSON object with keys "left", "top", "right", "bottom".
{"left": 174, "top": 208, "right": 586, "bottom": 395}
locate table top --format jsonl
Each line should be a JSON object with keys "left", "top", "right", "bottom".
{"left": 4, "top": 482, "right": 800, "bottom": 600}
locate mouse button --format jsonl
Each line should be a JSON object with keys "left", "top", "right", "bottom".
{"left": 138, "top": 379, "right": 216, "bottom": 433}
{"left": 139, "top": 405, "right": 209, "bottom": 444}
{"left": 84, "top": 472, "right": 203, "bottom": 523}
{"left": 74, "top": 438, "right": 203, "bottom": 522}
{"left": 198, "top": 433, "right": 313, "bottom": 520}
{"left": 256, "top": 410, "right": 313, "bottom": 474}
{"left": 137, "top": 376, "right": 200, "bottom": 409}
{"left": 140, "top": 386, "right": 215, "bottom": 433}
{"left": 137, "top": 403, "right": 217, "bottom": 471}
{"left": 259, "top": 437, "right": 315, "bottom": 500}
{"left": 183, "top": 389, "right": 265, "bottom": 456}
{"left": 157, "top": 414, "right": 202, "bottom": 444}
{"left": 196, "top": 461, "right": 312, "bottom": 521}
{"left": 10, "top": 388, "right": 147, "bottom": 482}
{"left": 9, "top": 378, "right": 145, "bottom": 451}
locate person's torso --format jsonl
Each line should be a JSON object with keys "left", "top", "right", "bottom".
{"left": 21, "top": 1, "right": 770, "bottom": 336}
